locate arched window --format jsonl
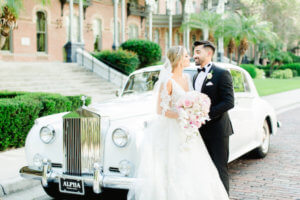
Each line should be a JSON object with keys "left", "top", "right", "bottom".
{"left": 175, "top": 0, "right": 181, "bottom": 14}
{"left": 129, "top": 24, "right": 139, "bottom": 39}
{"left": 36, "top": 11, "right": 47, "bottom": 52}
{"left": 93, "top": 19, "right": 102, "bottom": 51}
{"left": 153, "top": 0, "right": 159, "bottom": 14}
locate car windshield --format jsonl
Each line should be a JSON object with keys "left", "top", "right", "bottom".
{"left": 122, "top": 70, "right": 160, "bottom": 95}
{"left": 122, "top": 69, "right": 197, "bottom": 96}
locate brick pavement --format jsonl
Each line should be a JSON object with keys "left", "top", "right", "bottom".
{"left": 229, "top": 108, "right": 300, "bottom": 200}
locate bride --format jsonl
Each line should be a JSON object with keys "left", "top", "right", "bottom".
{"left": 127, "top": 46, "right": 229, "bottom": 200}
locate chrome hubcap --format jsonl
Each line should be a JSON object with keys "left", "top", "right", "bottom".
{"left": 261, "top": 125, "right": 270, "bottom": 153}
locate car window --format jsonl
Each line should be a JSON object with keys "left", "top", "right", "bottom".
{"left": 123, "top": 71, "right": 160, "bottom": 95}
{"left": 230, "top": 69, "right": 246, "bottom": 93}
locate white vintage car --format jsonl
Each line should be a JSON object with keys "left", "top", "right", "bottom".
{"left": 20, "top": 63, "right": 278, "bottom": 199}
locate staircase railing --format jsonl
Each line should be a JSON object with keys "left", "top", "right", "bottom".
{"left": 76, "top": 48, "right": 128, "bottom": 88}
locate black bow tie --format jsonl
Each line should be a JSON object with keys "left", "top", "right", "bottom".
{"left": 197, "top": 67, "right": 206, "bottom": 73}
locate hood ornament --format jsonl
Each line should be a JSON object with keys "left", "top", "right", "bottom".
{"left": 81, "top": 95, "right": 87, "bottom": 108}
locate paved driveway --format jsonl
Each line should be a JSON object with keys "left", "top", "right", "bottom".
{"left": 229, "top": 108, "right": 300, "bottom": 200}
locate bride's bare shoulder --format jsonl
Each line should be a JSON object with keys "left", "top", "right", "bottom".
{"left": 160, "top": 79, "right": 173, "bottom": 95}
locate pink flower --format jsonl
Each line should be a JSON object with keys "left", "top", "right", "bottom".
{"left": 184, "top": 100, "right": 192, "bottom": 107}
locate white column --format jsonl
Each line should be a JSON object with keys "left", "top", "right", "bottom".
{"left": 216, "top": 0, "right": 225, "bottom": 61}
{"left": 148, "top": 6, "right": 153, "bottom": 41}
{"left": 183, "top": 0, "right": 191, "bottom": 52}
{"left": 69, "top": 0, "right": 74, "bottom": 42}
{"left": 79, "top": 0, "right": 84, "bottom": 43}
{"left": 203, "top": 0, "right": 212, "bottom": 40}
{"left": 113, "top": 0, "right": 119, "bottom": 49}
{"left": 167, "top": 9, "right": 172, "bottom": 48}
{"left": 121, "top": 0, "right": 125, "bottom": 43}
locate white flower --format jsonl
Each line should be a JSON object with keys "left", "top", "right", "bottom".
{"left": 207, "top": 72, "right": 213, "bottom": 79}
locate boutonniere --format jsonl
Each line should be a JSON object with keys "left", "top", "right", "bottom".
{"left": 207, "top": 70, "right": 214, "bottom": 80}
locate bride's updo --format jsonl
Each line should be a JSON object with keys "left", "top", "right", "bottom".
{"left": 166, "top": 46, "right": 185, "bottom": 70}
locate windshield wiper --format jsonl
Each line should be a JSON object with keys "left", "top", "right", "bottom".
{"left": 122, "top": 90, "right": 136, "bottom": 95}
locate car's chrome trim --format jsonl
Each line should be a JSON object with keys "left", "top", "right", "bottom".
{"left": 20, "top": 165, "right": 135, "bottom": 193}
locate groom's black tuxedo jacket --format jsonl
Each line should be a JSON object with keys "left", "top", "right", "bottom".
{"left": 193, "top": 63, "right": 234, "bottom": 139}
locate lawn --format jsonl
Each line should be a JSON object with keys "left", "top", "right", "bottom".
{"left": 253, "top": 77, "right": 300, "bottom": 96}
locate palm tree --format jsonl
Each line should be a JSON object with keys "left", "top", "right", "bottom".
{"left": 0, "top": 0, "right": 49, "bottom": 49}
{"left": 224, "top": 13, "right": 271, "bottom": 65}
{"left": 181, "top": 10, "right": 223, "bottom": 44}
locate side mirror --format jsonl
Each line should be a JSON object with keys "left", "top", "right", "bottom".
{"left": 115, "top": 89, "right": 121, "bottom": 97}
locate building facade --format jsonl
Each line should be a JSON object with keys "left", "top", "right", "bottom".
{"left": 0, "top": 0, "right": 222, "bottom": 62}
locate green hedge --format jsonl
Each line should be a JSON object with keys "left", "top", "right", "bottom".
{"left": 0, "top": 92, "right": 91, "bottom": 151}
{"left": 257, "top": 63, "right": 300, "bottom": 77}
{"left": 240, "top": 64, "right": 257, "bottom": 78}
{"left": 93, "top": 49, "right": 139, "bottom": 75}
{"left": 255, "top": 68, "right": 265, "bottom": 79}
{"left": 120, "top": 39, "right": 162, "bottom": 68}
{"left": 270, "top": 69, "right": 293, "bottom": 79}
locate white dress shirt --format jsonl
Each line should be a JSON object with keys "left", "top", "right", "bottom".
{"left": 195, "top": 62, "right": 212, "bottom": 92}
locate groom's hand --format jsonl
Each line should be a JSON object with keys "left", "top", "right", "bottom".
{"left": 209, "top": 70, "right": 234, "bottom": 119}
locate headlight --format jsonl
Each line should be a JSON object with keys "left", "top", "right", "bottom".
{"left": 40, "top": 125, "right": 55, "bottom": 144}
{"left": 119, "top": 160, "right": 133, "bottom": 176}
{"left": 112, "top": 128, "right": 129, "bottom": 147}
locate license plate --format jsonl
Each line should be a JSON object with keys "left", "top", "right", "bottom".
{"left": 59, "top": 178, "right": 85, "bottom": 195}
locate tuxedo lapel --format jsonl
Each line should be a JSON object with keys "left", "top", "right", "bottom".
{"left": 201, "top": 65, "right": 215, "bottom": 92}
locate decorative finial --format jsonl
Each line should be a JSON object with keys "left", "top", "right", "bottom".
{"left": 81, "top": 95, "right": 87, "bottom": 107}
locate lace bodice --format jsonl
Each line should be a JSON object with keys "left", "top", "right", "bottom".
{"left": 160, "top": 74, "right": 192, "bottom": 116}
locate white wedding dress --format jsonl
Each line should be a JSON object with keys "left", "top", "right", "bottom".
{"left": 127, "top": 74, "right": 229, "bottom": 200}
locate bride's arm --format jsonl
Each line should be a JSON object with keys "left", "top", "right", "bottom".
{"left": 157, "top": 80, "right": 179, "bottom": 119}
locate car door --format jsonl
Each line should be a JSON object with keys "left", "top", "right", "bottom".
{"left": 228, "top": 69, "right": 256, "bottom": 160}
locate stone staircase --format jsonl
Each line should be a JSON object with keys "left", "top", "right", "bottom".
{"left": 0, "top": 61, "right": 120, "bottom": 103}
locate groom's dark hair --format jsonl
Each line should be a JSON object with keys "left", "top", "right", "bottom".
{"left": 193, "top": 40, "right": 215, "bottom": 55}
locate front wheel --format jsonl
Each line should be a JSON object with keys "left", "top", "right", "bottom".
{"left": 43, "top": 182, "right": 128, "bottom": 199}
{"left": 252, "top": 120, "right": 270, "bottom": 158}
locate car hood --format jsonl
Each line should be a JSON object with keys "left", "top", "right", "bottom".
{"left": 89, "top": 93, "right": 156, "bottom": 120}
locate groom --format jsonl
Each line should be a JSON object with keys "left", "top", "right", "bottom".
{"left": 192, "top": 40, "right": 234, "bottom": 194}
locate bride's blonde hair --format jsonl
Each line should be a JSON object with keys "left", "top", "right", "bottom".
{"left": 167, "top": 46, "right": 185, "bottom": 70}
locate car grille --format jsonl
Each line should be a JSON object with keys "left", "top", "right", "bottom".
{"left": 63, "top": 109, "right": 101, "bottom": 175}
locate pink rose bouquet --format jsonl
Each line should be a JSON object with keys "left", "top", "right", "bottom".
{"left": 177, "top": 91, "right": 211, "bottom": 142}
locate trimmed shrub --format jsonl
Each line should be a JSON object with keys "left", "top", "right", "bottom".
{"left": 292, "top": 70, "right": 298, "bottom": 77}
{"left": 93, "top": 49, "right": 139, "bottom": 75}
{"left": 270, "top": 69, "right": 293, "bottom": 79}
{"left": 0, "top": 92, "right": 91, "bottom": 151}
{"left": 257, "top": 63, "right": 300, "bottom": 77}
{"left": 240, "top": 64, "right": 257, "bottom": 78}
{"left": 280, "top": 63, "right": 300, "bottom": 76}
{"left": 255, "top": 68, "right": 265, "bottom": 79}
{"left": 120, "top": 39, "right": 162, "bottom": 68}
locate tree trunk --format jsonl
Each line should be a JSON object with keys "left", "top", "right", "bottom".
{"left": 0, "top": 34, "right": 7, "bottom": 49}
{"left": 238, "top": 54, "right": 243, "bottom": 66}
{"left": 230, "top": 53, "right": 232, "bottom": 64}
{"left": 254, "top": 45, "right": 261, "bottom": 65}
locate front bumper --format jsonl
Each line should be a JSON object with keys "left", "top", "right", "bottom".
{"left": 19, "top": 160, "right": 135, "bottom": 194}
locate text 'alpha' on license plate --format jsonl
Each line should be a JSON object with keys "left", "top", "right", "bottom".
{"left": 59, "top": 178, "right": 85, "bottom": 195}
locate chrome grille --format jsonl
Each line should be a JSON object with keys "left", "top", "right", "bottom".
{"left": 63, "top": 109, "right": 101, "bottom": 175}
{"left": 64, "top": 118, "right": 81, "bottom": 175}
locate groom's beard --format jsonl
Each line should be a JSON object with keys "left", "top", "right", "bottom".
{"left": 194, "top": 57, "right": 201, "bottom": 66}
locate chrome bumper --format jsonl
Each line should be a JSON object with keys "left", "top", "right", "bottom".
{"left": 19, "top": 160, "right": 135, "bottom": 194}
